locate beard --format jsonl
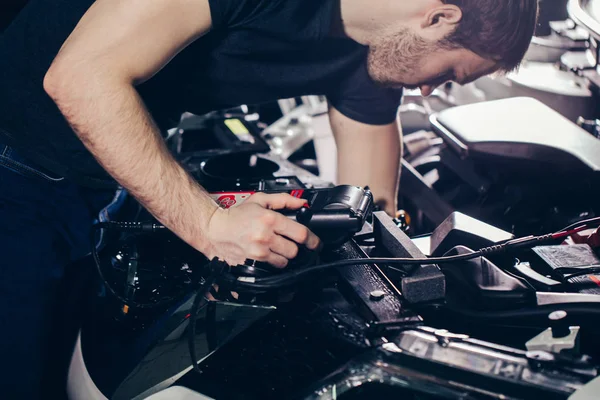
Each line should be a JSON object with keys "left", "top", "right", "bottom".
{"left": 366, "top": 28, "right": 436, "bottom": 88}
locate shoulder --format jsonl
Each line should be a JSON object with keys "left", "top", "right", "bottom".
{"left": 209, "top": 0, "right": 326, "bottom": 30}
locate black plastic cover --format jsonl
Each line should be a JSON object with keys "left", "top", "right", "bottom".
{"left": 430, "top": 97, "right": 600, "bottom": 175}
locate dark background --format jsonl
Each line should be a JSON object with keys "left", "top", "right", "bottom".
{"left": 1, "top": 0, "right": 28, "bottom": 32}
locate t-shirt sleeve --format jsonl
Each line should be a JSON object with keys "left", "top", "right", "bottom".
{"left": 326, "top": 61, "right": 403, "bottom": 126}
{"left": 208, "top": 0, "right": 274, "bottom": 30}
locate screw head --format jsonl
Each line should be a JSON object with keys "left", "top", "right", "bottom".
{"left": 370, "top": 290, "right": 386, "bottom": 301}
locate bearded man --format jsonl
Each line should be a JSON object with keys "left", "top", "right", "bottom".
{"left": 0, "top": 0, "right": 538, "bottom": 397}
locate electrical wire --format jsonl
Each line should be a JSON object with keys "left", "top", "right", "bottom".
{"left": 226, "top": 240, "right": 540, "bottom": 291}
{"left": 228, "top": 254, "right": 479, "bottom": 290}
{"left": 551, "top": 226, "right": 589, "bottom": 240}
{"left": 554, "top": 216, "right": 600, "bottom": 234}
{"left": 93, "top": 215, "right": 600, "bottom": 301}
{"left": 226, "top": 223, "right": 600, "bottom": 291}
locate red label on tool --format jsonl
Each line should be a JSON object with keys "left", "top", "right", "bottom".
{"left": 290, "top": 189, "right": 305, "bottom": 198}
{"left": 216, "top": 195, "right": 237, "bottom": 209}
{"left": 210, "top": 189, "right": 305, "bottom": 209}
{"left": 210, "top": 192, "right": 254, "bottom": 209}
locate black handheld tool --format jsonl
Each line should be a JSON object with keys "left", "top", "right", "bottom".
{"left": 281, "top": 185, "right": 374, "bottom": 246}
{"left": 233, "top": 186, "right": 374, "bottom": 277}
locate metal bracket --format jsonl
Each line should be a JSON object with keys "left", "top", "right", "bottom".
{"left": 526, "top": 327, "right": 581, "bottom": 354}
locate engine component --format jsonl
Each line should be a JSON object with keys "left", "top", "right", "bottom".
{"left": 441, "top": 245, "right": 534, "bottom": 310}
{"left": 171, "top": 113, "right": 271, "bottom": 156}
{"left": 526, "top": 310, "right": 582, "bottom": 353}
{"left": 530, "top": 244, "right": 600, "bottom": 282}
{"left": 303, "top": 327, "right": 596, "bottom": 400}
{"left": 429, "top": 211, "right": 514, "bottom": 257}
{"left": 430, "top": 97, "right": 600, "bottom": 175}
{"left": 372, "top": 211, "right": 446, "bottom": 304}
{"left": 401, "top": 96, "right": 600, "bottom": 237}
{"left": 569, "top": 376, "right": 600, "bottom": 400}
{"left": 577, "top": 117, "right": 600, "bottom": 138}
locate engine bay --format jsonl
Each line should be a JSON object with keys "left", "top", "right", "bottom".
{"left": 72, "top": 113, "right": 600, "bottom": 399}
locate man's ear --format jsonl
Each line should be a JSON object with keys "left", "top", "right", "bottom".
{"left": 421, "top": 4, "right": 462, "bottom": 30}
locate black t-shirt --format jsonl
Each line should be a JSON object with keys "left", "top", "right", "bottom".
{"left": 0, "top": 0, "right": 403, "bottom": 188}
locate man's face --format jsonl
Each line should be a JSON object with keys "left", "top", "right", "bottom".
{"left": 367, "top": 29, "right": 499, "bottom": 96}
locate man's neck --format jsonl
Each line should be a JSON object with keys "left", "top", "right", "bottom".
{"left": 334, "top": 0, "right": 375, "bottom": 44}
{"left": 336, "top": 0, "right": 428, "bottom": 45}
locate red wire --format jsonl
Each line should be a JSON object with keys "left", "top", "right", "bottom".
{"left": 551, "top": 225, "right": 589, "bottom": 239}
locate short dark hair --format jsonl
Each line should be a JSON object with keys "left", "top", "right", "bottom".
{"left": 441, "top": 0, "right": 540, "bottom": 72}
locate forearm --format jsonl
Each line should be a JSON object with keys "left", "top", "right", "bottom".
{"left": 45, "top": 72, "right": 218, "bottom": 252}
{"left": 337, "top": 130, "right": 402, "bottom": 215}
{"left": 330, "top": 108, "right": 403, "bottom": 216}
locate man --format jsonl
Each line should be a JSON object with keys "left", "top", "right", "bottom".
{"left": 0, "top": 0, "right": 538, "bottom": 397}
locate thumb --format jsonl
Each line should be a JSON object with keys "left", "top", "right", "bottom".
{"left": 249, "top": 193, "right": 307, "bottom": 210}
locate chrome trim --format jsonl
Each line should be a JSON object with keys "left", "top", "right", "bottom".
{"left": 536, "top": 292, "right": 600, "bottom": 305}
{"left": 355, "top": 188, "right": 373, "bottom": 218}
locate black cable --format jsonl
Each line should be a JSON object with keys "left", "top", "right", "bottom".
{"left": 227, "top": 235, "right": 560, "bottom": 290}
{"left": 556, "top": 216, "right": 600, "bottom": 234}
{"left": 226, "top": 254, "right": 488, "bottom": 291}
{"left": 93, "top": 216, "right": 600, "bottom": 299}
{"left": 188, "top": 259, "right": 228, "bottom": 374}
{"left": 90, "top": 222, "right": 175, "bottom": 309}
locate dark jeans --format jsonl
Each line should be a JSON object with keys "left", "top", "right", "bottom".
{"left": 0, "top": 142, "right": 125, "bottom": 398}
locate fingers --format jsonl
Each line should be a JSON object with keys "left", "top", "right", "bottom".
{"left": 273, "top": 213, "right": 321, "bottom": 251}
{"left": 247, "top": 232, "right": 297, "bottom": 268}
{"left": 266, "top": 253, "right": 288, "bottom": 268}
{"left": 269, "top": 235, "right": 299, "bottom": 260}
{"left": 243, "top": 246, "right": 288, "bottom": 268}
{"left": 247, "top": 192, "right": 307, "bottom": 210}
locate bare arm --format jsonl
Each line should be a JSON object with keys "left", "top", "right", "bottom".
{"left": 44, "top": 0, "right": 217, "bottom": 254}
{"left": 328, "top": 105, "right": 403, "bottom": 216}
{"left": 44, "top": 0, "right": 320, "bottom": 266}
